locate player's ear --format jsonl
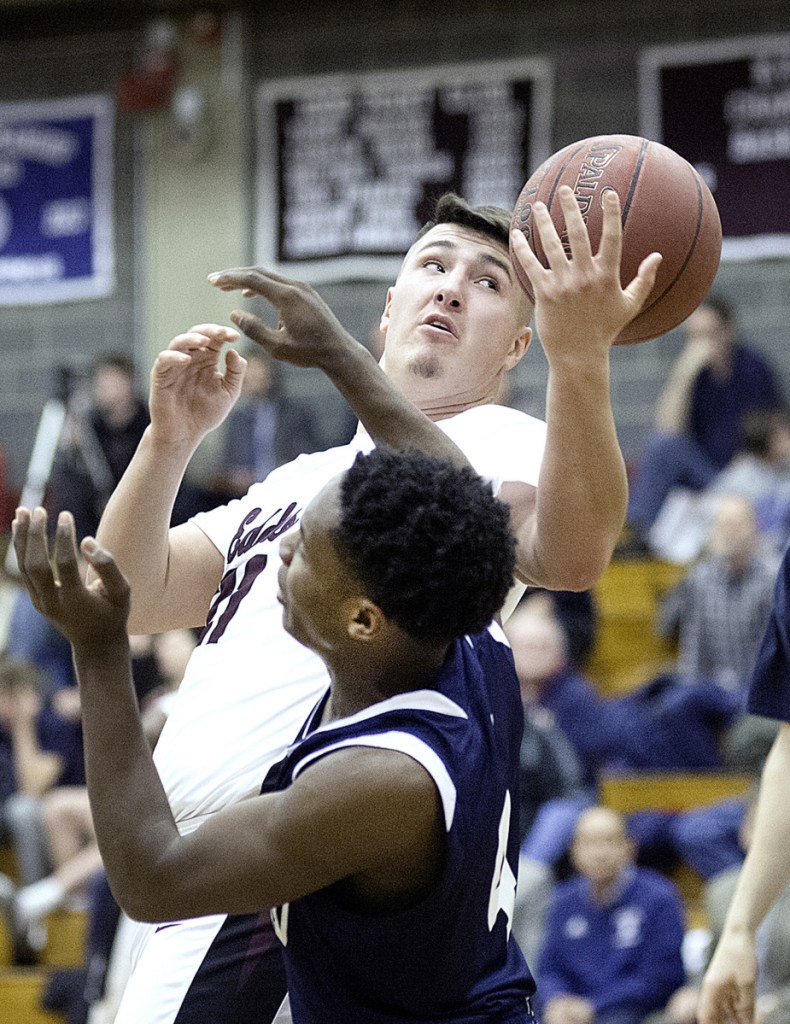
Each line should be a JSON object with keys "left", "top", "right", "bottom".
{"left": 345, "top": 597, "right": 385, "bottom": 642}
{"left": 505, "top": 326, "right": 532, "bottom": 370}
{"left": 379, "top": 288, "right": 395, "bottom": 334}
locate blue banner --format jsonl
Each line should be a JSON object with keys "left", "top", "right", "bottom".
{"left": 0, "top": 94, "right": 114, "bottom": 304}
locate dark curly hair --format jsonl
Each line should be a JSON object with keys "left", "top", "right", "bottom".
{"left": 415, "top": 192, "right": 511, "bottom": 249}
{"left": 333, "top": 448, "right": 516, "bottom": 645}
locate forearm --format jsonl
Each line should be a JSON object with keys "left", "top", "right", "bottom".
{"left": 74, "top": 641, "right": 183, "bottom": 921}
{"left": 720, "top": 725, "right": 790, "bottom": 937}
{"left": 526, "top": 352, "right": 627, "bottom": 590}
{"left": 95, "top": 428, "right": 194, "bottom": 633}
{"left": 11, "top": 727, "right": 62, "bottom": 796}
{"left": 654, "top": 353, "right": 705, "bottom": 434}
{"left": 323, "top": 343, "right": 469, "bottom": 467}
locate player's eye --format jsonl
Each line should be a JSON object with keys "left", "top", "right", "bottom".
{"left": 479, "top": 277, "right": 499, "bottom": 290}
{"left": 424, "top": 259, "right": 444, "bottom": 272}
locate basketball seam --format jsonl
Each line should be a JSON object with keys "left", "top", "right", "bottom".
{"left": 545, "top": 144, "right": 587, "bottom": 211}
{"left": 621, "top": 139, "right": 649, "bottom": 228}
{"left": 633, "top": 168, "right": 704, "bottom": 325}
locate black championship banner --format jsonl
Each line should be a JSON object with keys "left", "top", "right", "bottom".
{"left": 640, "top": 33, "right": 790, "bottom": 260}
{"left": 255, "top": 59, "right": 552, "bottom": 281}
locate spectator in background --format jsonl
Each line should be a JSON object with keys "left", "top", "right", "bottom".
{"left": 49, "top": 354, "right": 149, "bottom": 540}
{"left": 659, "top": 495, "right": 777, "bottom": 697}
{"left": 211, "top": 348, "right": 324, "bottom": 499}
{"left": 627, "top": 295, "right": 783, "bottom": 548}
{"left": 516, "top": 588, "right": 598, "bottom": 671}
{"left": 537, "top": 806, "right": 686, "bottom": 1024}
{"left": 657, "top": 494, "right": 780, "bottom": 772}
{"left": 506, "top": 604, "right": 606, "bottom": 967}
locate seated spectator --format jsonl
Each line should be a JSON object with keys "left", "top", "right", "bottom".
{"left": 210, "top": 348, "right": 324, "bottom": 499}
{"left": 4, "top": 628, "right": 197, "bottom": 960}
{"left": 537, "top": 806, "right": 686, "bottom": 1024}
{"left": 515, "top": 588, "right": 598, "bottom": 670}
{"left": 656, "top": 494, "right": 780, "bottom": 770}
{"left": 0, "top": 658, "right": 67, "bottom": 886}
{"left": 627, "top": 294, "right": 783, "bottom": 548}
{"left": 505, "top": 604, "right": 606, "bottom": 789}
{"left": 649, "top": 409, "right": 790, "bottom": 564}
{"left": 49, "top": 353, "right": 150, "bottom": 541}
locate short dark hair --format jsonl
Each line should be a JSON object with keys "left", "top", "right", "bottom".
{"left": 92, "top": 352, "right": 136, "bottom": 379}
{"left": 415, "top": 193, "right": 512, "bottom": 249}
{"left": 333, "top": 447, "right": 516, "bottom": 645}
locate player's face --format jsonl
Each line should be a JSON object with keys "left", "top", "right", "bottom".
{"left": 277, "top": 478, "right": 358, "bottom": 655}
{"left": 378, "top": 224, "right": 532, "bottom": 411}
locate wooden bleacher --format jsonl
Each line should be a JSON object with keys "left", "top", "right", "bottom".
{"left": 589, "top": 556, "right": 757, "bottom": 926}
{"left": 586, "top": 557, "right": 686, "bottom": 695}
{"left": 0, "top": 843, "right": 86, "bottom": 1023}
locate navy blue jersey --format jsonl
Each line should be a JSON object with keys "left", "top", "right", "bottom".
{"left": 748, "top": 545, "right": 790, "bottom": 721}
{"left": 261, "top": 624, "right": 536, "bottom": 1024}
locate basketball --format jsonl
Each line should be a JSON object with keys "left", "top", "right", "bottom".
{"left": 510, "top": 135, "right": 722, "bottom": 344}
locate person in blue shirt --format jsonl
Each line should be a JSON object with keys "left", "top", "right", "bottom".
{"left": 627, "top": 294, "right": 783, "bottom": 545}
{"left": 538, "top": 806, "right": 686, "bottom": 1024}
{"left": 13, "top": 438, "right": 538, "bottom": 1023}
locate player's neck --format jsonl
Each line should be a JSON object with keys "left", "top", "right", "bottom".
{"left": 323, "top": 641, "right": 450, "bottom": 724}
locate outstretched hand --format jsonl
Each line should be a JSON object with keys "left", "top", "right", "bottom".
{"left": 510, "top": 185, "right": 662, "bottom": 361}
{"left": 697, "top": 930, "right": 757, "bottom": 1024}
{"left": 13, "top": 507, "right": 130, "bottom": 654}
{"left": 208, "top": 267, "right": 360, "bottom": 371}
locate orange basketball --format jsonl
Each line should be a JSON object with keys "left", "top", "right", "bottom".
{"left": 510, "top": 135, "right": 722, "bottom": 344}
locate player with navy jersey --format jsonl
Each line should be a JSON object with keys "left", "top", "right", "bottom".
{"left": 263, "top": 624, "right": 531, "bottom": 1024}
{"left": 14, "top": 446, "right": 536, "bottom": 1023}
{"left": 699, "top": 545, "right": 790, "bottom": 1024}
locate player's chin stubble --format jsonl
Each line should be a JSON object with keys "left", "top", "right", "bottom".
{"left": 407, "top": 354, "right": 442, "bottom": 380}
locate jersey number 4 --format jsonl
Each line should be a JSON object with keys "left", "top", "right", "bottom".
{"left": 488, "top": 790, "right": 516, "bottom": 939}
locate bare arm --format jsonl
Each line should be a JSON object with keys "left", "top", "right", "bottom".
{"left": 10, "top": 689, "right": 63, "bottom": 796}
{"left": 508, "top": 187, "right": 662, "bottom": 589}
{"left": 208, "top": 268, "right": 469, "bottom": 469}
{"left": 654, "top": 340, "right": 713, "bottom": 434}
{"left": 698, "top": 723, "right": 790, "bottom": 1024}
{"left": 95, "top": 324, "right": 244, "bottom": 634}
{"left": 14, "top": 507, "right": 440, "bottom": 922}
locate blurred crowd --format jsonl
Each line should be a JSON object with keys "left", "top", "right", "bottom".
{"left": 1, "top": 290, "right": 790, "bottom": 1024}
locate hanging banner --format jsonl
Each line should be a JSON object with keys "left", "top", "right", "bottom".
{"left": 256, "top": 58, "right": 553, "bottom": 281}
{"left": 0, "top": 94, "right": 114, "bottom": 304}
{"left": 640, "top": 33, "right": 790, "bottom": 260}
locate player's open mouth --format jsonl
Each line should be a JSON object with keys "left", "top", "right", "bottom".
{"left": 420, "top": 316, "right": 458, "bottom": 339}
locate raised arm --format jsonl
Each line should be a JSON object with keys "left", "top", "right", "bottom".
{"left": 506, "top": 186, "right": 661, "bottom": 590}
{"left": 654, "top": 339, "right": 712, "bottom": 434}
{"left": 207, "top": 268, "right": 469, "bottom": 469}
{"left": 95, "top": 324, "right": 244, "bottom": 634}
{"left": 13, "top": 509, "right": 441, "bottom": 923}
{"left": 698, "top": 724, "right": 790, "bottom": 1024}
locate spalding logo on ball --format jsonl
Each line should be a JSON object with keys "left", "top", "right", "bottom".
{"left": 510, "top": 134, "right": 722, "bottom": 344}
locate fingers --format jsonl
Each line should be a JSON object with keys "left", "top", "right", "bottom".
{"left": 558, "top": 186, "right": 594, "bottom": 265}
{"left": 229, "top": 309, "right": 281, "bottom": 351}
{"left": 167, "top": 327, "right": 238, "bottom": 356}
{"left": 52, "top": 511, "right": 82, "bottom": 591}
{"left": 596, "top": 188, "right": 624, "bottom": 266}
{"left": 80, "top": 537, "right": 130, "bottom": 605}
{"left": 13, "top": 507, "right": 57, "bottom": 612}
{"left": 622, "top": 251, "right": 663, "bottom": 313}
{"left": 208, "top": 267, "right": 297, "bottom": 307}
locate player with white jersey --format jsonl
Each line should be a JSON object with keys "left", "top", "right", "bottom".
{"left": 90, "top": 187, "right": 661, "bottom": 1021}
